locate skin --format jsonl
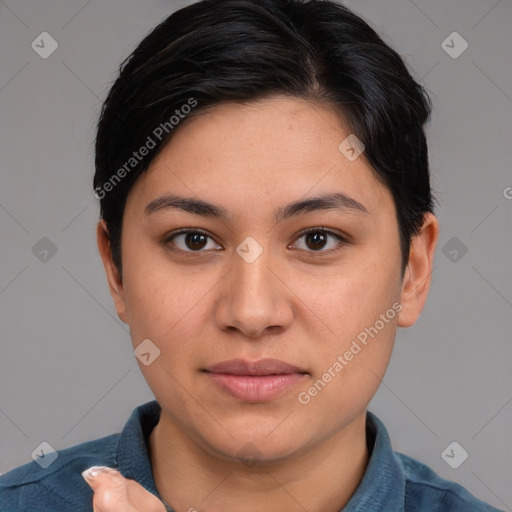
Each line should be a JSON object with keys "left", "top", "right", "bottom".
{"left": 94, "top": 95, "right": 439, "bottom": 512}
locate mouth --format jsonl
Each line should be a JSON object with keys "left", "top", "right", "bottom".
{"left": 203, "top": 358, "right": 308, "bottom": 402}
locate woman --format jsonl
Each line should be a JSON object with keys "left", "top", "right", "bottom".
{"left": 0, "top": 1, "right": 503, "bottom": 511}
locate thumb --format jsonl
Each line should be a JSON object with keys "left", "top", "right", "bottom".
{"left": 82, "top": 466, "right": 165, "bottom": 512}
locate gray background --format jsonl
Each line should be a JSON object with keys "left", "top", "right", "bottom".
{"left": 0, "top": 0, "right": 511, "bottom": 509}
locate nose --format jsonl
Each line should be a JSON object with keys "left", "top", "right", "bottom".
{"left": 214, "top": 244, "right": 293, "bottom": 339}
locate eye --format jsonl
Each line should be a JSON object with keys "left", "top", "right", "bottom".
{"left": 291, "top": 228, "right": 347, "bottom": 253}
{"left": 165, "top": 229, "right": 222, "bottom": 252}
{"left": 164, "top": 227, "right": 347, "bottom": 255}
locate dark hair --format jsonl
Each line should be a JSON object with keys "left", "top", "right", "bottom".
{"left": 94, "top": 0, "right": 435, "bottom": 277}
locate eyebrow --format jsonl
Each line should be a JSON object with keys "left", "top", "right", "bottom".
{"left": 143, "top": 192, "right": 369, "bottom": 220}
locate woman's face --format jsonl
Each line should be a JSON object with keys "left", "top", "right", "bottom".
{"left": 108, "top": 96, "right": 410, "bottom": 462}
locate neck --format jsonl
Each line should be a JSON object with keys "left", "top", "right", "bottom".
{"left": 149, "top": 411, "right": 369, "bottom": 512}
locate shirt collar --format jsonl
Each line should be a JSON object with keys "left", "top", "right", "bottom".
{"left": 115, "top": 401, "right": 405, "bottom": 511}
{"left": 342, "top": 411, "right": 406, "bottom": 511}
{"left": 116, "top": 400, "right": 162, "bottom": 496}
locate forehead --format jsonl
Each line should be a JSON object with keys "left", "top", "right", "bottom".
{"left": 125, "top": 96, "right": 391, "bottom": 221}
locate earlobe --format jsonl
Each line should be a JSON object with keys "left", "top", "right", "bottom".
{"left": 96, "top": 219, "right": 129, "bottom": 324}
{"left": 398, "top": 213, "right": 439, "bottom": 328}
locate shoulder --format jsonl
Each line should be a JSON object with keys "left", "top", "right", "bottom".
{"left": 0, "top": 433, "right": 119, "bottom": 512}
{"left": 395, "top": 452, "right": 504, "bottom": 512}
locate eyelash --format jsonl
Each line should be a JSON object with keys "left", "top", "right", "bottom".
{"left": 163, "top": 227, "right": 348, "bottom": 257}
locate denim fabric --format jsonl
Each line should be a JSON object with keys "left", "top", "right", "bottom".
{"left": 0, "top": 400, "right": 503, "bottom": 512}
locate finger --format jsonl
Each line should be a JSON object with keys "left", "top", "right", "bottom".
{"left": 82, "top": 466, "right": 165, "bottom": 512}
{"left": 82, "top": 466, "right": 131, "bottom": 512}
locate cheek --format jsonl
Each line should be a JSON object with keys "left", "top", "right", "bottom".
{"left": 120, "top": 243, "right": 210, "bottom": 354}
{"left": 296, "top": 303, "right": 398, "bottom": 429}
{"left": 121, "top": 258, "right": 212, "bottom": 414}
{"left": 297, "top": 256, "right": 401, "bottom": 409}
{"left": 320, "top": 253, "right": 401, "bottom": 339}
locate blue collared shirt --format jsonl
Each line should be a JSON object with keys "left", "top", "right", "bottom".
{"left": 0, "top": 400, "right": 503, "bottom": 511}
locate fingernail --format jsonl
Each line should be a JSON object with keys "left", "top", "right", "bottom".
{"left": 81, "top": 466, "right": 116, "bottom": 481}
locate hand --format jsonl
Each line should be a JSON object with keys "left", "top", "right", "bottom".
{"left": 82, "top": 466, "right": 166, "bottom": 512}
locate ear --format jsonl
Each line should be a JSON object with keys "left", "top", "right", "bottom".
{"left": 96, "top": 219, "right": 128, "bottom": 324}
{"left": 398, "top": 212, "right": 439, "bottom": 327}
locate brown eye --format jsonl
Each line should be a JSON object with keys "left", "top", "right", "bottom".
{"left": 292, "top": 228, "right": 346, "bottom": 253}
{"left": 305, "top": 231, "right": 329, "bottom": 250}
{"left": 166, "top": 230, "right": 222, "bottom": 252}
{"left": 183, "top": 232, "right": 208, "bottom": 250}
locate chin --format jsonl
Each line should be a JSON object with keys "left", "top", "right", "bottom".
{"left": 203, "top": 424, "right": 312, "bottom": 466}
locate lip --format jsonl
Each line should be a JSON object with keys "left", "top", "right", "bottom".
{"left": 203, "top": 358, "right": 308, "bottom": 402}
